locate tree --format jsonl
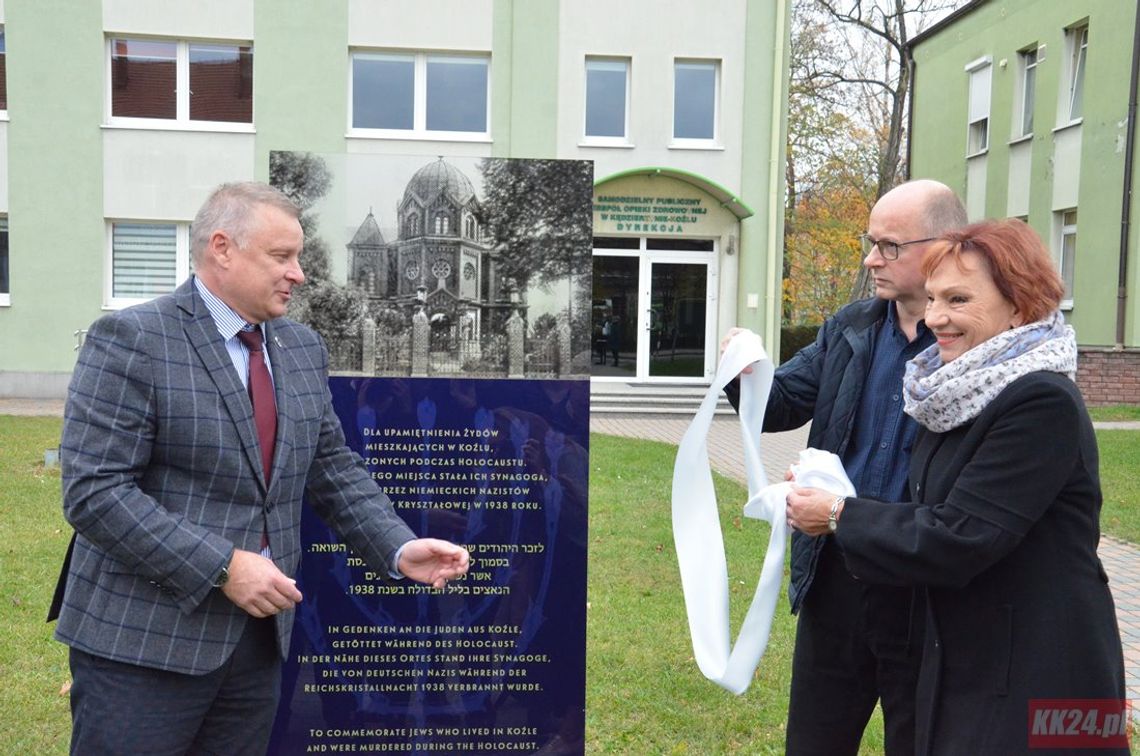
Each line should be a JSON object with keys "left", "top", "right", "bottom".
{"left": 269, "top": 151, "right": 368, "bottom": 348}
{"left": 785, "top": 1, "right": 882, "bottom": 319}
{"left": 786, "top": 1, "right": 876, "bottom": 205}
{"left": 784, "top": 183, "right": 873, "bottom": 324}
{"left": 478, "top": 159, "right": 594, "bottom": 355}
{"left": 478, "top": 159, "right": 593, "bottom": 290}
{"left": 783, "top": 0, "right": 967, "bottom": 313}
{"left": 269, "top": 151, "right": 334, "bottom": 285}
{"left": 531, "top": 313, "right": 559, "bottom": 338}
{"left": 287, "top": 280, "right": 366, "bottom": 340}
{"left": 809, "top": 0, "right": 965, "bottom": 198}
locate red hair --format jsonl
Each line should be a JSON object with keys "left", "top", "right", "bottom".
{"left": 921, "top": 218, "right": 1063, "bottom": 323}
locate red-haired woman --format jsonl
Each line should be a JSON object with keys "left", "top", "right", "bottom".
{"left": 787, "top": 219, "right": 1126, "bottom": 754}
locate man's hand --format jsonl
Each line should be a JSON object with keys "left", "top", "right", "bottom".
{"left": 221, "top": 549, "right": 303, "bottom": 617}
{"left": 719, "top": 327, "right": 759, "bottom": 376}
{"left": 398, "top": 538, "right": 471, "bottom": 589}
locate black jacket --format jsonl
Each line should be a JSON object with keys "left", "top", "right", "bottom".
{"left": 837, "top": 372, "right": 1126, "bottom": 754}
{"left": 730, "top": 297, "right": 908, "bottom": 613}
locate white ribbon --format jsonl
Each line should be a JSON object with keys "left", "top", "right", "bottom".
{"left": 743, "top": 450, "right": 856, "bottom": 521}
{"left": 671, "top": 332, "right": 854, "bottom": 694}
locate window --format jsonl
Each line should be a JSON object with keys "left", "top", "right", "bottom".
{"left": 1016, "top": 46, "right": 1039, "bottom": 137}
{"left": 966, "top": 60, "right": 992, "bottom": 155}
{"left": 1058, "top": 209, "right": 1077, "bottom": 305}
{"left": 353, "top": 53, "right": 413, "bottom": 130}
{"left": 0, "top": 217, "right": 9, "bottom": 306}
{"left": 351, "top": 51, "right": 489, "bottom": 137}
{"left": 673, "top": 59, "right": 718, "bottom": 142}
{"left": 426, "top": 56, "right": 488, "bottom": 132}
{"left": 189, "top": 44, "right": 254, "bottom": 122}
{"left": 1064, "top": 24, "right": 1088, "bottom": 122}
{"left": 109, "top": 38, "right": 253, "bottom": 125}
{"left": 584, "top": 57, "right": 629, "bottom": 141}
{"left": 0, "top": 28, "right": 8, "bottom": 112}
{"left": 108, "top": 222, "right": 191, "bottom": 307}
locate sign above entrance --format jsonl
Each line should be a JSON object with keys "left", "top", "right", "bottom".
{"left": 592, "top": 173, "right": 739, "bottom": 237}
{"left": 594, "top": 194, "right": 707, "bottom": 234}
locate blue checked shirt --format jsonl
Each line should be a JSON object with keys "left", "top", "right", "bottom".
{"left": 842, "top": 302, "right": 934, "bottom": 502}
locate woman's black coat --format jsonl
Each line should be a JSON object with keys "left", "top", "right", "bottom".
{"left": 836, "top": 371, "right": 1126, "bottom": 755}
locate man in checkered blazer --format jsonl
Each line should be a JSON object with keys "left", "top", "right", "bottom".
{"left": 54, "top": 182, "right": 469, "bottom": 754}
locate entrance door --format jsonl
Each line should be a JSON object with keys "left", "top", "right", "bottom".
{"left": 591, "top": 254, "right": 639, "bottom": 379}
{"left": 645, "top": 259, "right": 712, "bottom": 380}
{"left": 592, "top": 243, "right": 716, "bottom": 382}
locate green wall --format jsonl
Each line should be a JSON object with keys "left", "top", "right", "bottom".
{"left": 739, "top": 0, "right": 791, "bottom": 352}
{"left": 910, "top": 0, "right": 1140, "bottom": 346}
{"left": 2, "top": 0, "right": 106, "bottom": 381}
{"left": 253, "top": 0, "right": 350, "bottom": 178}
{"left": 492, "top": 0, "right": 560, "bottom": 159}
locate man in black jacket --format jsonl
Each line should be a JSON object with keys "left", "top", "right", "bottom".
{"left": 724, "top": 179, "right": 967, "bottom": 755}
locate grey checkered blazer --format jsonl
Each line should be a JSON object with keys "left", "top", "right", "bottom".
{"left": 55, "top": 279, "right": 415, "bottom": 675}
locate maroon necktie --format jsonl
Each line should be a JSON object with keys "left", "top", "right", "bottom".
{"left": 237, "top": 329, "right": 277, "bottom": 486}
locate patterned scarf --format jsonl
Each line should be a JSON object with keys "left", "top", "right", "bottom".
{"left": 903, "top": 310, "right": 1077, "bottom": 432}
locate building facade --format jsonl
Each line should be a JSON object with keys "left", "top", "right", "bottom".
{"left": 0, "top": 0, "right": 791, "bottom": 396}
{"left": 908, "top": 0, "right": 1140, "bottom": 403}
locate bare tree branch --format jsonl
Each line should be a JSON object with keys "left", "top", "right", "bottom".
{"left": 783, "top": 0, "right": 969, "bottom": 316}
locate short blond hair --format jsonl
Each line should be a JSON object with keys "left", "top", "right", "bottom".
{"left": 190, "top": 182, "right": 300, "bottom": 263}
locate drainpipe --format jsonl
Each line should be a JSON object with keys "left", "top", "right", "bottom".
{"left": 765, "top": 0, "right": 791, "bottom": 358}
{"left": 1117, "top": 0, "right": 1140, "bottom": 347}
{"left": 905, "top": 54, "right": 916, "bottom": 181}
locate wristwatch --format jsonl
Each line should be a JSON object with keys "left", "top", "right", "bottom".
{"left": 827, "top": 496, "right": 844, "bottom": 532}
{"left": 213, "top": 562, "right": 230, "bottom": 589}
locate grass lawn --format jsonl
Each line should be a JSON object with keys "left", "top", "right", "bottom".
{"left": 1089, "top": 405, "right": 1140, "bottom": 422}
{"left": 1096, "top": 430, "right": 1140, "bottom": 544}
{"left": 0, "top": 416, "right": 72, "bottom": 755}
{"left": 584, "top": 435, "right": 838, "bottom": 754}
{"left": 3, "top": 415, "right": 1136, "bottom": 753}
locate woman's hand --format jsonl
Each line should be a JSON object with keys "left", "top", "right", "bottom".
{"left": 786, "top": 486, "right": 844, "bottom": 536}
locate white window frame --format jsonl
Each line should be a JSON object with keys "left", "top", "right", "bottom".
{"left": 348, "top": 50, "right": 491, "bottom": 142}
{"left": 582, "top": 56, "right": 632, "bottom": 147}
{"left": 1056, "top": 209, "right": 1077, "bottom": 309}
{"left": 1060, "top": 23, "right": 1088, "bottom": 125}
{"left": 105, "top": 221, "right": 191, "bottom": 309}
{"left": 1014, "top": 45, "right": 1039, "bottom": 139}
{"left": 965, "top": 57, "right": 992, "bottom": 157}
{"left": 0, "top": 216, "right": 9, "bottom": 307}
{"left": 670, "top": 58, "right": 721, "bottom": 148}
{"left": 104, "top": 37, "right": 255, "bottom": 133}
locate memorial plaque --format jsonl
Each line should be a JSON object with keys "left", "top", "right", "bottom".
{"left": 268, "top": 153, "right": 593, "bottom": 754}
{"left": 269, "top": 378, "right": 589, "bottom": 755}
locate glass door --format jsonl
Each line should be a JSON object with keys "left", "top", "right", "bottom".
{"left": 591, "top": 254, "right": 639, "bottom": 379}
{"left": 645, "top": 260, "right": 711, "bottom": 379}
{"left": 592, "top": 239, "right": 716, "bottom": 382}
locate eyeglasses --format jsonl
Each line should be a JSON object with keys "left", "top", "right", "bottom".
{"left": 859, "top": 234, "right": 936, "bottom": 261}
